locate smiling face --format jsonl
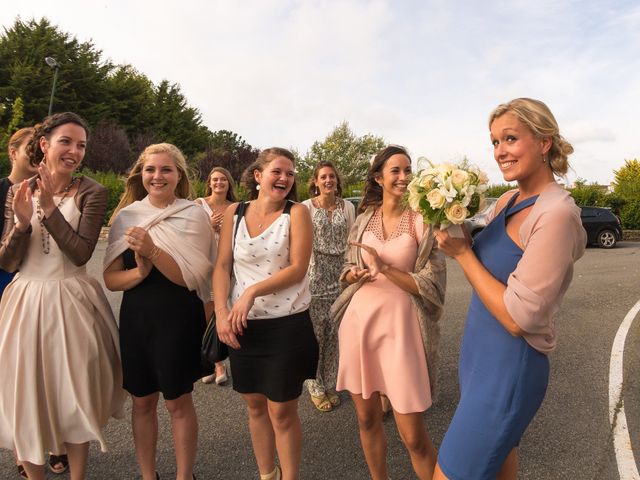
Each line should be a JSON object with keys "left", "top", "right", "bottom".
{"left": 209, "top": 171, "right": 230, "bottom": 196}
{"left": 141, "top": 152, "right": 181, "bottom": 206}
{"left": 377, "top": 153, "right": 412, "bottom": 200}
{"left": 490, "top": 113, "right": 551, "bottom": 184}
{"left": 40, "top": 123, "right": 87, "bottom": 176}
{"left": 315, "top": 166, "right": 338, "bottom": 196}
{"left": 255, "top": 155, "right": 295, "bottom": 200}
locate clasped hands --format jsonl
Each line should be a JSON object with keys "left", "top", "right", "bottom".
{"left": 125, "top": 226, "right": 157, "bottom": 277}
{"left": 347, "top": 241, "right": 389, "bottom": 283}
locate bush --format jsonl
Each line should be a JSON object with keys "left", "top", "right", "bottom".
{"left": 620, "top": 201, "right": 640, "bottom": 230}
{"left": 81, "top": 169, "right": 124, "bottom": 224}
{"left": 569, "top": 185, "right": 607, "bottom": 206}
{"left": 486, "top": 184, "right": 515, "bottom": 198}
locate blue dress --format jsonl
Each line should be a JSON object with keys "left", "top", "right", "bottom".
{"left": 438, "top": 193, "right": 549, "bottom": 480}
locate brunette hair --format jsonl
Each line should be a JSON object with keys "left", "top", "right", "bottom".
{"left": 241, "top": 147, "right": 298, "bottom": 201}
{"left": 359, "top": 145, "right": 411, "bottom": 213}
{"left": 307, "top": 161, "right": 343, "bottom": 197}
{"left": 27, "top": 112, "right": 89, "bottom": 167}
{"left": 204, "top": 166, "right": 238, "bottom": 201}
{"left": 489, "top": 98, "right": 573, "bottom": 176}
{"left": 109, "top": 143, "right": 193, "bottom": 224}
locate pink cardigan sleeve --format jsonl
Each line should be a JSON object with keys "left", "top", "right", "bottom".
{"left": 503, "top": 202, "right": 586, "bottom": 353}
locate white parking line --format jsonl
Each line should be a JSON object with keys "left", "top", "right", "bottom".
{"left": 609, "top": 299, "right": 640, "bottom": 480}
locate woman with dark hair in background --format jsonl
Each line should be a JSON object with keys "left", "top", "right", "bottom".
{"left": 195, "top": 166, "right": 238, "bottom": 385}
{"left": 104, "top": 143, "right": 214, "bottom": 480}
{"left": 433, "top": 98, "right": 586, "bottom": 480}
{"left": 333, "top": 145, "right": 446, "bottom": 479}
{"left": 213, "top": 147, "right": 317, "bottom": 480}
{"left": 0, "top": 112, "right": 125, "bottom": 480}
{"left": 301, "top": 161, "right": 355, "bottom": 412}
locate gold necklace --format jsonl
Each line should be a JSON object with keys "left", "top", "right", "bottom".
{"left": 36, "top": 177, "right": 77, "bottom": 254}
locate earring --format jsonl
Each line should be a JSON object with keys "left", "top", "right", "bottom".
{"left": 542, "top": 154, "right": 547, "bottom": 163}
{"left": 315, "top": 186, "right": 320, "bottom": 195}
{"left": 256, "top": 184, "right": 261, "bottom": 191}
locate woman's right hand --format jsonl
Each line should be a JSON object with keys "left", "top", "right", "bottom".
{"left": 211, "top": 212, "right": 224, "bottom": 232}
{"left": 216, "top": 307, "right": 241, "bottom": 349}
{"left": 13, "top": 180, "right": 33, "bottom": 232}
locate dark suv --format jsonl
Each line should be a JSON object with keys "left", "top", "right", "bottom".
{"left": 580, "top": 206, "right": 622, "bottom": 248}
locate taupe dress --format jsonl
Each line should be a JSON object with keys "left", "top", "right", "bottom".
{"left": 0, "top": 177, "right": 125, "bottom": 465}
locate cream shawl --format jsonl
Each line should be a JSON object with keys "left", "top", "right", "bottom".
{"left": 103, "top": 197, "right": 214, "bottom": 302}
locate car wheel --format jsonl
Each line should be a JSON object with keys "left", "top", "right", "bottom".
{"left": 597, "top": 229, "right": 617, "bottom": 248}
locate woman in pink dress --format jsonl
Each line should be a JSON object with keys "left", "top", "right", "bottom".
{"left": 334, "top": 145, "right": 446, "bottom": 480}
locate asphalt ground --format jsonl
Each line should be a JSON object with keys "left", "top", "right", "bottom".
{"left": 1, "top": 240, "right": 639, "bottom": 479}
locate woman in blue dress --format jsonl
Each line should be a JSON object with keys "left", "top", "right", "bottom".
{"left": 433, "top": 98, "right": 586, "bottom": 480}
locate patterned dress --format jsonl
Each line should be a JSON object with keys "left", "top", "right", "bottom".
{"left": 302, "top": 198, "right": 355, "bottom": 396}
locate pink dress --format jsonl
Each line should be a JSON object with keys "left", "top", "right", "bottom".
{"left": 336, "top": 208, "right": 431, "bottom": 413}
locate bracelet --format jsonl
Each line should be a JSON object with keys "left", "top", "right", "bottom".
{"left": 210, "top": 292, "right": 215, "bottom": 302}
{"left": 215, "top": 306, "right": 227, "bottom": 314}
{"left": 147, "top": 246, "right": 161, "bottom": 260}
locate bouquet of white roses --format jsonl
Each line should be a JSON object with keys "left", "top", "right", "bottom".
{"left": 407, "top": 160, "right": 489, "bottom": 236}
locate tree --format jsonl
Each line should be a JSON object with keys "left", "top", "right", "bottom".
{"left": 84, "top": 121, "right": 131, "bottom": 174}
{"left": 0, "top": 18, "right": 111, "bottom": 126}
{"left": 612, "top": 159, "right": 640, "bottom": 200}
{"left": 0, "top": 96, "right": 25, "bottom": 176}
{"left": 302, "top": 122, "right": 385, "bottom": 187}
{"left": 196, "top": 130, "right": 259, "bottom": 184}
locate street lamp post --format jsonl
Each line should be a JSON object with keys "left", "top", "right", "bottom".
{"left": 45, "top": 56, "right": 60, "bottom": 116}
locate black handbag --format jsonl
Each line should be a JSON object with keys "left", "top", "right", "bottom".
{"left": 201, "top": 313, "right": 228, "bottom": 371}
{"left": 200, "top": 201, "right": 247, "bottom": 372}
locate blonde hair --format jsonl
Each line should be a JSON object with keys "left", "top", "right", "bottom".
{"left": 489, "top": 98, "right": 573, "bottom": 176}
{"left": 8, "top": 127, "right": 34, "bottom": 160}
{"left": 109, "top": 143, "right": 193, "bottom": 224}
{"left": 205, "top": 166, "right": 238, "bottom": 201}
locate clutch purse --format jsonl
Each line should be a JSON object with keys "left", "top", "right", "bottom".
{"left": 201, "top": 313, "right": 228, "bottom": 372}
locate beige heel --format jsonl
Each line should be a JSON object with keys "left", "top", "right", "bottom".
{"left": 260, "top": 465, "right": 282, "bottom": 480}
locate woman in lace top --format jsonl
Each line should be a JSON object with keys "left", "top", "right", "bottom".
{"left": 301, "top": 161, "right": 355, "bottom": 412}
{"left": 334, "top": 145, "right": 446, "bottom": 479}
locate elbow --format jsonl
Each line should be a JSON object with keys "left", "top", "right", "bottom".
{"left": 506, "top": 320, "right": 525, "bottom": 337}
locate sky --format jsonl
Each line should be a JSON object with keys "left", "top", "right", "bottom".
{"left": 3, "top": 0, "right": 639, "bottom": 185}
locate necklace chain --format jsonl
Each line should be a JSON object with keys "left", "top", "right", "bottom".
{"left": 36, "top": 177, "right": 77, "bottom": 254}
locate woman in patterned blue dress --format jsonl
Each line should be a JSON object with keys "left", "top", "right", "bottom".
{"left": 433, "top": 98, "right": 586, "bottom": 480}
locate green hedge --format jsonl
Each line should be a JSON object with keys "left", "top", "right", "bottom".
{"left": 80, "top": 169, "right": 124, "bottom": 223}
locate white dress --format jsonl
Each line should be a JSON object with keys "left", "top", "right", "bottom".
{"left": 0, "top": 198, "right": 125, "bottom": 464}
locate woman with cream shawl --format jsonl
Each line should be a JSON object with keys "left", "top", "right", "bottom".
{"left": 104, "top": 143, "right": 214, "bottom": 480}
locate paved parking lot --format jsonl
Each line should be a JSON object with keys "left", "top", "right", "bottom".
{"left": 1, "top": 241, "right": 639, "bottom": 479}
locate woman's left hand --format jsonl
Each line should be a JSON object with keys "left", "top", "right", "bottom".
{"left": 227, "top": 288, "right": 256, "bottom": 335}
{"left": 36, "top": 163, "right": 57, "bottom": 215}
{"left": 350, "top": 242, "right": 389, "bottom": 278}
{"left": 433, "top": 226, "right": 472, "bottom": 258}
{"left": 125, "top": 226, "right": 156, "bottom": 256}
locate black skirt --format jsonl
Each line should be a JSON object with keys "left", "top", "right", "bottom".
{"left": 119, "top": 249, "right": 206, "bottom": 400}
{"left": 229, "top": 310, "right": 319, "bottom": 402}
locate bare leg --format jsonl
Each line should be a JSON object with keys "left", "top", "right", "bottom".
{"left": 496, "top": 448, "right": 518, "bottom": 480}
{"left": 268, "top": 398, "right": 302, "bottom": 480}
{"left": 433, "top": 463, "right": 449, "bottom": 480}
{"left": 165, "top": 393, "right": 198, "bottom": 480}
{"left": 393, "top": 411, "right": 436, "bottom": 480}
{"left": 351, "top": 392, "right": 389, "bottom": 480}
{"left": 21, "top": 462, "right": 45, "bottom": 480}
{"left": 131, "top": 393, "right": 160, "bottom": 480}
{"left": 64, "top": 442, "right": 89, "bottom": 480}
{"left": 243, "top": 394, "right": 277, "bottom": 475}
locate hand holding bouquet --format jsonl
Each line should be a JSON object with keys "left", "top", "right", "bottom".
{"left": 407, "top": 160, "right": 489, "bottom": 237}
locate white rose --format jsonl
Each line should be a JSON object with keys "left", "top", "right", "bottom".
{"left": 426, "top": 189, "right": 446, "bottom": 209}
{"left": 436, "top": 163, "right": 454, "bottom": 179}
{"left": 419, "top": 172, "right": 436, "bottom": 190}
{"left": 451, "top": 169, "right": 470, "bottom": 190}
{"left": 408, "top": 189, "right": 422, "bottom": 211}
{"left": 444, "top": 201, "right": 468, "bottom": 224}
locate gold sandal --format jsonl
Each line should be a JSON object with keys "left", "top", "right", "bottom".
{"left": 260, "top": 465, "right": 282, "bottom": 480}
{"left": 326, "top": 390, "right": 341, "bottom": 407}
{"left": 310, "top": 393, "right": 333, "bottom": 412}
